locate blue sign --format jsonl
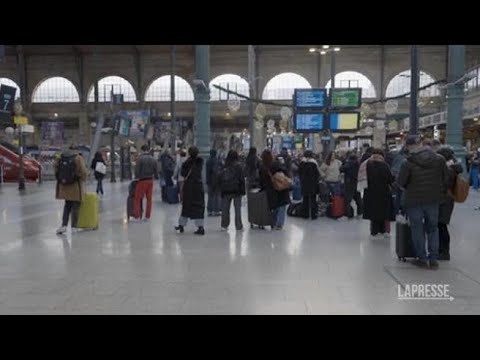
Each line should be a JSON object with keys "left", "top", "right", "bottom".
{"left": 294, "top": 113, "right": 325, "bottom": 132}
{"left": 295, "top": 89, "right": 327, "bottom": 109}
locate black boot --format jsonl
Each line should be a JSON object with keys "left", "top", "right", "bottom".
{"left": 194, "top": 227, "right": 205, "bottom": 235}
{"left": 175, "top": 225, "right": 184, "bottom": 233}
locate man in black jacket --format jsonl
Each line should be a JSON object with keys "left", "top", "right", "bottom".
{"left": 206, "top": 149, "right": 222, "bottom": 216}
{"left": 340, "top": 152, "right": 363, "bottom": 219}
{"left": 396, "top": 136, "right": 449, "bottom": 270}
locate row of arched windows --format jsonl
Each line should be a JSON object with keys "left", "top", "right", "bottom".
{"left": 0, "top": 70, "right": 441, "bottom": 104}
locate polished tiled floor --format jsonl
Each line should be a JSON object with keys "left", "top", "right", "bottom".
{"left": 1, "top": 180, "right": 480, "bottom": 315}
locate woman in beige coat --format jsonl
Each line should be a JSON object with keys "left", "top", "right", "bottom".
{"left": 55, "top": 148, "right": 88, "bottom": 234}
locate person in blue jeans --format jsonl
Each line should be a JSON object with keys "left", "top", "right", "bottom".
{"left": 470, "top": 152, "right": 480, "bottom": 191}
{"left": 396, "top": 136, "right": 449, "bottom": 270}
{"left": 259, "top": 150, "right": 290, "bottom": 230}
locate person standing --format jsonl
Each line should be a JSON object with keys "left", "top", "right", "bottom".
{"left": 174, "top": 150, "right": 187, "bottom": 202}
{"left": 219, "top": 150, "right": 246, "bottom": 231}
{"left": 298, "top": 150, "right": 320, "bottom": 220}
{"left": 470, "top": 151, "right": 480, "bottom": 191}
{"left": 436, "top": 147, "right": 463, "bottom": 261}
{"left": 259, "top": 150, "right": 290, "bottom": 230}
{"left": 319, "top": 151, "right": 342, "bottom": 194}
{"left": 340, "top": 152, "right": 363, "bottom": 219}
{"left": 245, "top": 147, "right": 260, "bottom": 189}
{"left": 362, "top": 149, "right": 395, "bottom": 238}
{"left": 175, "top": 146, "right": 206, "bottom": 235}
{"left": 133, "top": 145, "right": 159, "bottom": 222}
{"left": 90, "top": 151, "right": 106, "bottom": 196}
{"left": 390, "top": 145, "right": 408, "bottom": 215}
{"left": 206, "top": 149, "right": 223, "bottom": 216}
{"left": 55, "top": 146, "right": 88, "bottom": 234}
{"left": 159, "top": 149, "right": 176, "bottom": 202}
{"left": 396, "top": 136, "right": 449, "bottom": 270}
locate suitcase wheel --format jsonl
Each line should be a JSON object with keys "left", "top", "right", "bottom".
{"left": 250, "top": 224, "right": 254, "bottom": 229}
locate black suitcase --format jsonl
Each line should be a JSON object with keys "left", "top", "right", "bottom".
{"left": 247, "top": 190, "right": 272, "bottom": 228}
{"left": 395, "top": 222, "right": 416, "bottom": 261}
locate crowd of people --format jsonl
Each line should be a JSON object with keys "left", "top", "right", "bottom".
{"left": 53, "top": 136, "right": 476, "bottom": 271}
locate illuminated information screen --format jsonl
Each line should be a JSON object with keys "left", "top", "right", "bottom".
{"left": 329, "top": 112, "right": 360, "bottom": 131}
{"left": 295, "top": 89, "right": 327, "bottom": 109}
{"left": 295, "top": 113, "right": 325, "bottom": 132}
{"left": 330, "top": 88, "right": 362, "bottom": 108}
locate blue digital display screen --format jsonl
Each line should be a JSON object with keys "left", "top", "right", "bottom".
{"left": 294, "top": 113, "right": 325, "bottom": 132}
{"left": 295, "top": 89, "right": 327, "bottom": 109}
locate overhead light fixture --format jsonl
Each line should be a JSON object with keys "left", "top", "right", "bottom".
{"left": 320, "top": 51, "right": 327, "bottom": 55}
{"left": 474, "top": 118, "right": 479, "bottom": 122}
{"left": 322, "top": 45, "right": 330, "bottom": 49}
{"left": 167, "top": 112, "right": 171, "bottom": 117}
{"left": 226, "top": 112, "right": 230, "bottom": 117}
{"left": 309, "top": 48, "right": 316, "bottom": 53}
{"left": 334, "top": 47, "right": 341, "bottom": 52}
{"left": 430, "top": 100, "right": 434, "bottom": 104}
{"left": 54, "top": 113, "right": 58, "bottom": 118}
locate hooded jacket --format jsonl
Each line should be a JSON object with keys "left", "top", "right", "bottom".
{"left": 396, "top": 146, "right": 449, "bottom": 207}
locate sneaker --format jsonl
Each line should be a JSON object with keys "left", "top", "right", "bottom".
{"left": 71, "top": 228, "right": 79, "bottom": 234}
{"left": 175, "top": 225, "right": 184, "bottom": 233}
{"left": 411, "top": 259, "right": 429, "bottom": 269}
{"left": 56, "top": 226, "right": 67, "bottom": 235}
{"left": 384, "top": 233, "right": 391, "bottom": 239}
{"left": 221, "top": 227, "right": 228, "bottom": 231}
{"left": 143, "top": 218, "right": 150, "bottom": 223}
{"left": 429, "top": 260, "right": 439, "bottom": 270}
{"left": 236, "top": 227, "right": 244, "bottom": 231}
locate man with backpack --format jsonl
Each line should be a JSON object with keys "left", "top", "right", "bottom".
{"left": 55, "top": 146, "right": 88, "bottom": 235}
{"left": 396, "top": 136, "right": 449, "bottom": 270}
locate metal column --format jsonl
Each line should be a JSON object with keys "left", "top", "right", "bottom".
{"left": 194, "top": 45, "right": 211, "bottom": 185}
{"left": 248, "top": 45, "right": 256, "bottom": 148}
{"left": 446, "top": 45, "right": 466, "bottom": 172}
{"left": 409, "top": 45, "right": 419, "bottom": 135}
{"left": 170, "top": 45, "right": 176, "bottom": 148}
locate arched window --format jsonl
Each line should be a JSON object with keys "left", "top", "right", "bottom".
{"left": 87, "top": 76, "right": 137, "bottom": 102}
{"left": 0, "top": 78, "right": 21, "bottom": 99}
{"left": 325, "top": 71, "right": 377, "bottom": 98}
{"left": 262, "top": 73, "right": 312, "bottom": 100}
{"left": 210, "top": 74, "right": 249, "bottom": 101}
{"left": 144, "top": 75, "right": 194, "bottom": 102}
{"left": 32, "top": 77, "right": 80, "bottom": 103}
{"left": 386, "top": 70, "right": 440, "bottom": 98}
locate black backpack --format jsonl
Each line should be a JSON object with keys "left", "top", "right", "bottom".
{"left": 56, "top": 155, "right": 78, "bottom": 185}
{"left": 220, "top": 166, "right": 239, "bottom": 194}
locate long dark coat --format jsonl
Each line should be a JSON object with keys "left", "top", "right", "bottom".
{"left": 180, "top": 157, "right": 205, "bottom": 219}
{"left": 363, "top": 157, "right": 395, "bottom": 221}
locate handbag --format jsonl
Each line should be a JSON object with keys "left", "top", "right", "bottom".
{"left": 95, "top": 162, "right": 107, "bottom": 175}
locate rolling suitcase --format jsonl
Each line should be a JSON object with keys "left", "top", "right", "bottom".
{"left": 395, "top": 221, "right": 416, "bottom": 262}
{"left": 327, "top": 195, "right": 346, "bottom": 219}
{"left": 76, "top": 192, "right": 99, "bottom": 230}
{"left": 247, "top": 190, "right": 272, "bottom": 228}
